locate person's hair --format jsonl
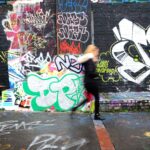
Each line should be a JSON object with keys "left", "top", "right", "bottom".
{"left": 84, "top": 44, "right": 99, "bottom": 54}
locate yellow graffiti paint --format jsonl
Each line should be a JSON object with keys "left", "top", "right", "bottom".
{"left": 0, "top": 144, "right": 11, "bottom": 150}
{"left": 144, "top": 132, "right": 150, "bottom": 137}
{"left": 90, "top": 100, "right": 95, "bottom": 113}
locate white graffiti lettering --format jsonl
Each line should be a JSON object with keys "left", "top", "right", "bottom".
{"left": 57, "top": 12, "right": 89, "bottom": 43}
{"left": 21, "top": 52, "right": 52, "bottom": 72}
{"left": 0, "top": 120, "right": 55, "bottom": 136}
{"left": 55, "top": 55, "right": 82, "bottom": 73}
{"left": 90, "top": 0, "right": 105, "bottom": 3}
{"left": 15, "top": 0, "right": 43, "bottom": 4}
{"left": 27, "top": 134, "right": 88, "bottom": 150}
{"left": 23, "top": 9, "right": 54, "bottom": 31}
{"left": 90, "top": 0, "right": 99, "bottom": 2}
{"left": 111, "top": 18, "right": 150, "bottom": 84}
{"left": 23, "top": 73, "right": 84, "bottom": 111}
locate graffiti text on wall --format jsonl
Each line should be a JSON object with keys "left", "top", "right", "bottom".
{"left": 2, "top": 6, "right": 56, "bottom": 54}
{"left": 57, "top": 12, "right": 89, "bottom": 43}
{"left": 55, "top": 55, "right": 82, "bottom": 73}
{"left": 97, "top": 52, "right": 122, "bottom": 82}
{"left": 57, "top": 0, "right": 89, "bottom": 12}
{"left": 23, "top": 9, "right": 54, "bottom": 31}
{"left": 21, "top": 52, "right": 52, "bottom": 75}
{"left": 90, "top": 0, "right": 150, "bottom": 3}
{"left": 111, "top": 18, "right": 150, "bottom": 84}
{"left": 23, "top": 73, "right": 84, "bottom": 111}
{"left": 0, "top": 51, "right": 7, "bottom": 63}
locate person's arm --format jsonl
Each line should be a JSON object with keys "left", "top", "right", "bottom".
{"left": 77, "top": 53, "right": 94, "bottom": 63}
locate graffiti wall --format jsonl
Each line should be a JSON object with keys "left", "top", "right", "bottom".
{"left": 0, "top": 1, "right": 6, "bottom": 4}
{"left": 0, "top": 3, "right": 12, "bottom": 94}
{"left": 57, "top": 0, "right": 91, "bottom": 54}
{"left": 92, "top": 3, "right": 150, "bottom": 93}
{"left": 0, "top": 0, "right": 93, "bottom": 112}
{"left": 0, "top": 1, "right": 150, "bottom": 111}
{"left": 91, "top": 0, "right": 150, "bottom": 3}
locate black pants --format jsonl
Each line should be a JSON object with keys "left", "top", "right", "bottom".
{"left": 75, "top": 81, "right": 100, "bottom": 115}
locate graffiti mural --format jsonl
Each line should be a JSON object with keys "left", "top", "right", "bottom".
{"left": 0, "top": 4, "right": 12, "bottom": 92}
{"left": 111, "top": 18, "right": 150, "bottom": 84}
{"left": 1, "top": 1, "right": 150, "bottom": 112}
{"left": 0, "top": 0, "right": 6, "bottom": 4}
{"left": 57, "top": 12, "right": 89, "bottom": 43}
{"left": 57, "top": 0, "right": 89, "bottom": 12}
{"left": 1, "top": 60, "right": 93, "bottom": 112}
{"left": 57, "top": 0, "right": 91, "bottom": 54}
{"left": 93, "top": 3, "right": 150, "bottom": 92}
{"left": 2, "top": 9, "right": 53, "bottom": 51}
{"left": 59, "top": 40, "right": 82, "bottom": 54}
{"left": 23, "top": 73, "right": 85, "bottom": 111}
{"left": 90, "top": 0, "right": 150, "bottom": 3}
{"left": 20, "top": 51, "right": 52, "bottom": 75}
{"left": 54, "top": 54, "right": 83, "bottom": 73}
{"left": 0, "top": 0, "right": 57, "bottom": 111}
{"left": 0, "top": 0, "right": 57, "bottom": 93}
{"left": 96, "top": 52, "right": 122, "bottom": 83}
{"left": 2, "top": 0, "right": 57, "bottom": 79}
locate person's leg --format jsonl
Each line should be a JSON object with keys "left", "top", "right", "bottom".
{"left": 86, "top": 83, "right": 105, "bottom": 120}
{"left": 93, "top": 92, "right": 105, "bottom": 120}
{"left": 71, "top": 99, "right": 87, "bottom": 111}
{"left": 93, "top": 92, "right": 100, "bottom": 116}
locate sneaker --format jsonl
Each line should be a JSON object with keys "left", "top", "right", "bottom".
{"left": 70, "top": 107, "right": 77, "bottom": 116}
{"left": 94, "top": 114, "right": 105, "bottom": 120}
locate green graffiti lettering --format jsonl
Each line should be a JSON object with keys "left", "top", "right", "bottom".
{"left": 23, "top": 73, "right": 85, "bottom": 111}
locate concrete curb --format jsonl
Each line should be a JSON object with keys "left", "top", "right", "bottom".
{"left": 93, "top": 119, "right": 115, "bottom": 150}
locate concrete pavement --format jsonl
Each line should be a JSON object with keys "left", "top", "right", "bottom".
{"left": 101, "top": 112, "right": 150, "bottom": 150}
{"left": 0, "top": 111, "right": 150, "bottom": 150}
{"left": 0, "top": 111, "right": 100, "bottom": 150}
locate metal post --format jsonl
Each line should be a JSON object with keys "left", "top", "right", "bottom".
{"left": 91, "top": 11, "right": 95, "bottom": 45}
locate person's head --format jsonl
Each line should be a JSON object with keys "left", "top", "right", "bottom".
{"left": 84, "top": 44, "right": 100, "bottom": 57}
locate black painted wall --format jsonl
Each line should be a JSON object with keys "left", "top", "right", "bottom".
{"left": 0, "top": 1, "right": 150, "bottom": 94}
{"left": 0, "top": 4, "right": 12, "bottom": 93}
{"left": 92, "top": 3, "right": 150, "bottom": 92}
{"left": 56, "top": 0, "right": 91, "bottom": 54}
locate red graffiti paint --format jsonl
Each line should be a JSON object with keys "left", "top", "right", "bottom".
{"left": 10, "top": 13, "right": 20, "bottom": 32}
{"left": 84, "top": 91, "right": 93, "bottom": 102}
{"left": 19, "top": 97, "right": 31, "bottom": 108}
{"left": 6, "top": 31, "right": 20, "bottom": 49}
{"left": 24, "top": 4, "right": 41, "bottom": 13}
{"left": 5, "top": 13, "right": 21, "bottom": 49}
{"left": 59, "top": 40, "right": 81, "bottom": 54}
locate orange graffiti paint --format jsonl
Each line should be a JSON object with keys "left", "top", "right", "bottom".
{"left": 59, "top": 40, "right": 81, "bottom": 54}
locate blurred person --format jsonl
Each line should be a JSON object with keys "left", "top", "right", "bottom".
{"left": 71, "top": 44, "right": 104, "bottom": 120}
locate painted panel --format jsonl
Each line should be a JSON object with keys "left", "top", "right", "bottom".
{"left": 93, "top": 3, "right": 150, "bottom": 92}
{"left": 56, "top": 0, "right": 91, "bottom": 54}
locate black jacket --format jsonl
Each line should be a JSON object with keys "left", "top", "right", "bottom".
{"left": 82, "top": 59, "right": 99, "bottom": 84}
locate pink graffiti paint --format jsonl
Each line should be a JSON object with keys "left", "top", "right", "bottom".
{"left": 48, "top": 63, "right": 57, "bottom": 71}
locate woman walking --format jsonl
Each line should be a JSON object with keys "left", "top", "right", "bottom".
{"left": 71, "top": 44, "right": 104, "bottom": 120}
